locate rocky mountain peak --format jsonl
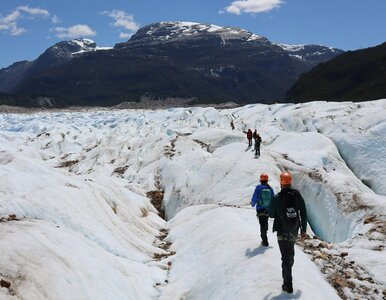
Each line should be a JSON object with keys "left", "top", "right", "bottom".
{"left": 273, "top": 43, "right": 343, "bottom": 64}
{"left": 45, "top": 38, "right": 98, "bottom": 60}
{"left": 116, "top": 21, "right": 269, "bottom": 48}
{"left": 0, "top": 39, "right": 108, "bottom": 93}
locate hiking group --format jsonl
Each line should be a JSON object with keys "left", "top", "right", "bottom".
{"left": 244, "top": 128, "right": 262, "bottom": 157}
{"left": 251, "top": 172, "right": 307, "bottom": 294}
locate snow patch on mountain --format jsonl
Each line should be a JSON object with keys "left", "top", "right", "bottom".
{"left": 275, "top": 43, "right": 337, "bottom": 53}
{"left": 275, "top": 43, "right": 306, "bottom": 52}
{"left": 69, "top": 38, "right": 112, "bottom": 55}
{"left": 274, "top": 42, "right": 341, "bottom": 61}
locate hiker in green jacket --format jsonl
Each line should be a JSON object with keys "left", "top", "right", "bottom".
{"left": 268, "top": 172, "right": 307, "bottom": 294}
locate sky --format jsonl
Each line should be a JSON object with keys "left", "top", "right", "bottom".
{"left": 1, "top": 0, "right": 386, "bottom": 68}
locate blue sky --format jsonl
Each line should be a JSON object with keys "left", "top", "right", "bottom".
{"left": 1, "top": 0, "right": 386, "bottom": 68}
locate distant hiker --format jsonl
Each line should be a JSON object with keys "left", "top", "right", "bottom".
{"left": 251, "top": 173, "right": 274, "bottom": 246}
{"left": 268, "top": 172, "right": 307, "bottom": 294}
{"left": 252, "top": 129, "right": 258, "bottom": 140}
{"left": 254, "top": 133, "right": 262, "bottom": 157}
{"left": 243, "top": 129, "right": 253, "bottom": 147}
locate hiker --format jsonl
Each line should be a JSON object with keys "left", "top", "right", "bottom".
{"left": 268, "top": 172, "right": 307, "bottom": 294}
{"left": 243, "top": 129, "right": 253, "bottom": 147}
{"left": 253, "top": 129, "right": 258, "bottom": 140}
{"left": 251, "top": 173, "right": 274, "bottom": 246}
{"left": 254, "top": 133, "right": 262, "bottom": 157}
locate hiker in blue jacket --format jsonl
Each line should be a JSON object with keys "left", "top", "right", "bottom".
{"left": 251, "top": 173, "right": 275, "bottom": 246}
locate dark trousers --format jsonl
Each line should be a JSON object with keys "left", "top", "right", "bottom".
{"left": 255, "top": 143, "right": 260, "bottom": 156}
{"left": 257, "top": 215, "right": 268, "bottom": 242}
{"left": 278, "top": 240, "right": 295, "bottom": 288}
{"left": 248, "top": 139, "right": 252, "bottom": 147}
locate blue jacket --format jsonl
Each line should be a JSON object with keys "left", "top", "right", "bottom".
{"left": 251, "top": 184, "right": 275, "bottom": 211}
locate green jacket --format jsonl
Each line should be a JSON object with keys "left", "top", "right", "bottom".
{"left": 268, "top": 186, "right": 307, "bottom": 236}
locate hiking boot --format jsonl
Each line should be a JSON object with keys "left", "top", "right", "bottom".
{"left": 282, "top": 284, "right": 293, "bottom": 293}
{"left": 262, "top": 240, "right": 269, "bottom": 247}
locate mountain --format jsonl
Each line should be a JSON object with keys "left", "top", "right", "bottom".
{"left": 286, "top": 42, "right": 386, "bottom": 101}
{"left": 3, "top": 22, "right": 342, "bottom": 107}
{"left": 273, "top": 43, "right": 345, "bottom": 65}
{"left": 0, "top": 61, "right": 32, "bottom": 93}
{"left": 0, "top": 39, "right": 111, "bottom": 93}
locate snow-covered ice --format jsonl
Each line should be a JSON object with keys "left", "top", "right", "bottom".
{"left": 161, "top": 205, "right": 338, "bottom": 299}
{"left": 0, "top": 99, "right": 385, "bottom": 299}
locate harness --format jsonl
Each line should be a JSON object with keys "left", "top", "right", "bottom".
{"left": 277, "top": 232, "right": 297, "bottom": 242}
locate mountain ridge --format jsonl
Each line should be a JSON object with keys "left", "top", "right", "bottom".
{"left": 286, "top": 42, "right": 386, "bottom": 101}
{"left": 1, "top": 21, "right": 343, "bottom": 107}
{"left": 0, "top": 38, "right": 112, "bottom": 93}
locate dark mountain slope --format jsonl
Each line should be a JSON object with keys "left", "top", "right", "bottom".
{"left": 287, "top": 42, "right": 386, "bottom": 102}
{"left": 0, "top": 39, "right": 104, "bottom": 93}
{"left": 4, "top": 22, "right": 343, "bottom": 107}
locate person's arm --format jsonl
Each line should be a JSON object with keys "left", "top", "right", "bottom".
{"left": 298, "top": 192, "right": 308, "bottom": 233}
{"left": 268, "top": 194, "right": 278, "bottom": 218}
{"left": 251, "top": 187, "right": 258, "bottom": 207}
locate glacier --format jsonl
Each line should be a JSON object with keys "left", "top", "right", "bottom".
{"left": 0, "top": 99, "right": 385, "bottom": 299}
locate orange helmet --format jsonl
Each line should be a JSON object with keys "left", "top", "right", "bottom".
{"left": 260, "top": 173, "right": 269, "bottom": 182}
{"left": 280, "top": 172, "right": 292, "bottom": 186}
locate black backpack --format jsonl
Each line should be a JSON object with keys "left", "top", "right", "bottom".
{"left": 280, "top": 189, "right": 300, "bottom": 233}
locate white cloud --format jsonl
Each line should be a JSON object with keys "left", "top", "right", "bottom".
{"left": 51, "top": 15, "right": 60, "bottom": 24}
{"left": 102, "top": 10, "right": 139, "bottom": 39}
{"left": 0, "top": 11, "right": 24, "bottom": 36}
{"left": 9, "top": 24, "right": 26, "bottom": 36}
{"left": 2, "top": 10, "right": 21, "bottom": 23}
{"left": 53, "top": 24, "right": 96, "bottom": 39}
{"left": 17, "top": 5, "right": 50, "bottom": 17}
{"left": 223, "top": 0, "right": 284, "bottom": 15}
{"left": 0, "top": 5, "right": 52, "bottom": 36}
{"left": 119, "top": 32, "right": 133, "bottom": 39}
{"left": 0, "top": 22, "right": 26, "bottom": 36}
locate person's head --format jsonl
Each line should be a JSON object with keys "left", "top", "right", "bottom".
{"left": 260, "top": 173, "right": 269, "bottom": 185}
{"left": 280, "top": 172, "right": 292, "bottom": 188}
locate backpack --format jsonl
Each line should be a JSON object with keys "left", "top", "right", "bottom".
{"left": 258, "top": 187, "right": 272, "bottom": 208}
{"left": 280, "top": 189, "right": 300, "bottom": 233}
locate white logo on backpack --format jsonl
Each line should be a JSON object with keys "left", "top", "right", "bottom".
{"left": 286, "top": 207, "right": 297, "bottom": 219}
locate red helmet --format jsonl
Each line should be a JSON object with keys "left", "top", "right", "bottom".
{"left": 280, "top": 172, "right": 292, "bottom": 186}
{"left": 260, "top": 173, "right": 269, "bottom": 182}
